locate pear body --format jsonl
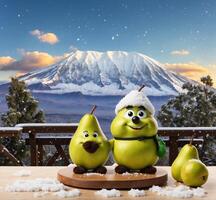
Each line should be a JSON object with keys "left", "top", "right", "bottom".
{"left": 181, "top": 159, "right": 208, "bottom": 187}
{"left": 110, "top": 106, "right": 159, "bottom": 170}
{"left": 171, "top": 144, "right": 199, "bottom": 182}
{"left": 69, "top": 114, "right": 110, "bottom": 170}
{"left": 113, "top": 139, "right": 158, "bottom": 170}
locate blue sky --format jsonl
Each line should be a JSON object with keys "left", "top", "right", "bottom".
{"left": 0, "top": 0, "right": 216, "bottom": 82}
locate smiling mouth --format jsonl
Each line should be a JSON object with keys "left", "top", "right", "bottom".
{"left": 127, "top": 124, "right": 147, "bottom": 130}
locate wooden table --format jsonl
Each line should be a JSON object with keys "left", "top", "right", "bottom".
{"left": 0, "top": 166, "right": 215, "bottom": 200}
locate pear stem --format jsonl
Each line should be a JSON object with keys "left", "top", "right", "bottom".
{"left": 189, "top": 133, "right": 196, "bottom": 145}
{"left": 138, "top": 85, "right": 145, "bottom": 92}
{"left": 90, "top": 105, "right": 97, "bottom": 114}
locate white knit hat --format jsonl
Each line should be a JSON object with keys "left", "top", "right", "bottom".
{"left": 115, "top": 90, "right": 155, "bottom": 115}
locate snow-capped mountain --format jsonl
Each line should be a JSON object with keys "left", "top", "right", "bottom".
{"left": 20, "top": 50, "right": 190, "bottom": 96}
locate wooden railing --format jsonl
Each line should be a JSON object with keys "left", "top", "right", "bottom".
{"left": 157, "top": 127, "right": 215, "bottom": 164}
{"left": 16, "top": 123, "right": 78, "bottom": 166}
{"left": 0, "top": 127, "right": 23, "bottom": 165}
{"left": 1, "top": 124, "right": 216, "bottom": 166}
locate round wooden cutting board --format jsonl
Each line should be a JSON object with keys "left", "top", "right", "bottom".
{"left": 57, "top": 166, "right": 168, "bottom": 189}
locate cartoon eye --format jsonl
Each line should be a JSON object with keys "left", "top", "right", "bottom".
{"left": 137, "top": 110, "right": 147, "bottom": 119}
{"left": 93, "top": 132, "right": 98, "bottom": 137}
{"left": 125, "top": 110, "right": 134, "bottom": 118}
{"left": 83, "top": 131, "right": 89, "bottom": 137}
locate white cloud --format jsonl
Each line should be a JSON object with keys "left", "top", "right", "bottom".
{"left": 170, "top": 49, "right": 190, "bottom": 56}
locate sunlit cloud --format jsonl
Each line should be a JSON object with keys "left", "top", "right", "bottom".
{"left": 164, "top": 62, "right": 215, "bottom": 83}
{"left": 165, "top": 62, "right": 208, "bottom": 74}
{"left": 0, "top": 56, "right": 16, "bottom": 67}
{"left": 0, "top": 51, "right": 68, "bottom": 72}
{"left": 30, "top": 29, "right": 59, "bottom": 45}
{"left": 170, "top": 49, "right": 190, "bottom": 56}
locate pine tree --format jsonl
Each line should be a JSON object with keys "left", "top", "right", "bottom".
{"left": 0, "top": 77, "right": 45, "bottom": 165}
{"left": 157, "top": 75, "right": 216, "bottom": 165}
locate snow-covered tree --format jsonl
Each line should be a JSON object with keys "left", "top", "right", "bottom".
{"left": 157, "top": 75, "right": 216, "bottom": 165}
{"left": 0, "top": 77, "right": 45, "bottom": 165}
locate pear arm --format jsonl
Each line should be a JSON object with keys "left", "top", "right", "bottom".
{"left": 155, "top": 135, "right": 166, "bottom": 158}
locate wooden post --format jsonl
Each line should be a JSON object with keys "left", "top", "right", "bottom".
{"left": 38, "top": 144, "right": 43, "bottom": 166}
{"left": 29, "top": 132, "right": 38, "bottom": 166}
{"left": 55, "top": 145, "right": 70, "bottom": 165}
{"left": 46, "top": 151, "right": 60, "bottom": 166}
{"left": 169, "top": 136, "right": 179, "bottom": 165}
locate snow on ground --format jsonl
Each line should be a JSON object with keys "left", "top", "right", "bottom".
{"left": 128, "top": 189, "right": 146, "bottom": 197}
{"left": 159, "top": 127, "right": 216, "bottom": 131}
{"left": 121, "top": 172, "right": 142, "bottom": 176}
{"left": 84, "top": 173, "right": 104, "bottom": 176}
{"left": 16, "top": 123, "right": 77, "bottom": 127}
{"left": 6, "top": 178, "right": 81, "bottom": 198}
{"left": 13, "top": 169, "right": 31, "bottom": 177}
{"left": 67, "top": 163, "right": 73, "bottom": 167}
{"left": 95, "top": 189, "right": 121, "bottom": 198}
{"left": 149, "top": 185, "right": 206, "bottom": 198}
{"left": 53, "top": 189, "right": 80, "bottom": 198}
{"left": 5, "top": 178, "right": 66, "bottom": 192}
{"left": 0, "top": 127, "right": 22, "bottom": 131}
{"left": 33, "top": 82, "right": 178, "bottom": 96}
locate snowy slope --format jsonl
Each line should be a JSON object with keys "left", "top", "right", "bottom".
{"left": 19, "top": 50, "right": 190, "bottom": 96}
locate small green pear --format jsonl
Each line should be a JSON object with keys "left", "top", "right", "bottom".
{"left": 181, "top": 159, "right": 208, "bottom": 187}
{"left": 69, "top": 105, "right": 110, "bottom": 173}
{"left": 171, "top": 144, "right": 199, "bottom": 182}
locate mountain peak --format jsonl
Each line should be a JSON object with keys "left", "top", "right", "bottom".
{"left": 20, "top": 50, "right": 190, "bottom": 96}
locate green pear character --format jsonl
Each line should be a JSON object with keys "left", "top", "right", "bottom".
{"left": 110, "top": 86, "right": 166, "bottom": 174}
{"left": 171, "top": 140, "right": 199, "bottom": 182}
{"left": 181, "top": 159, "right": 208, "bottom": 187}
{"left": 69, "top": 105, "right": 110, "bottom": 174}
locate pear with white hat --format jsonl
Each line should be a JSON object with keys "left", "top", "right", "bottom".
{"left": 110, "top": 85, "right": 166, "bottom": 174}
